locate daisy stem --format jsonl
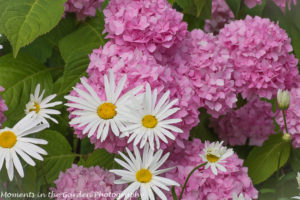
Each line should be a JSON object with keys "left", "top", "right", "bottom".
{"left": 178, "top": 162, "right": 207, "bottom": 200}
{"left": 282, "top": 110, "right": 289, "bottom": 134}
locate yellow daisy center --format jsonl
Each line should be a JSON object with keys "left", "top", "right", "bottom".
{"left": 206, "top": 153, "right": 220, "bottom": 163}
{"left": 0, "top": 131, "right": 17, "bottom": 148}
{"left": 142, "top": 115, "right": 158, "bottom": 128}
{"left": 136, "top": 169, "right": 152, "bottom": 183}
{"left": 29, "top": 102, "right": 40, "bottom": 113}
{"left": 97, "top": 103, "right": 117, "bottom": 120}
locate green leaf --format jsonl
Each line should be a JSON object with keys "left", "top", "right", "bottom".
{"left": 22, "top": 166, "right": 39, "bottom": 193}
{"left": 174, "top": 0, "right": 211, "bottom": 30}
{"left": 239, "top": 0, "right": 266, "bottom": 19}
{"left": 78, "top": 148, "right": 115, "bottom": 170}
{"left": 168, "top": 0, "right": 176, "bottom": 5}
{"left": 176, "top": 0, "right": 211, "bottom": 18}
{"left": 58, "top": 13, "right": 106, "bottom": 98}
{"left": 183, "top": 14, "right": 205, "bottom": 30}
{"left": 290, "top": 148, "right": 300, "bottom": 171}
{"left": 244, "top": 133, "right": 291, "bottom": 184}
{"left": 0, "top": 53, "right": 53, "bottom": 125}
{"left": 190, "top": 108, "right": 218, "bottom": 143}
{"left": 225, "top": 0, "right": 241, "bottom": 16}
{"left": 262, "top": 0, "right": 300, "bottom": 61}
{"left": 175, "top": 0, "right": 195, "bottom": 15}
{"left": 20, "top": 35, "right": 54, "bottom": 63}
{"left": 37, "top": 130, "right": 76, "bottom": 183}
{"left": 19, "top": 16, "right": 76, "bottom": 63}
{"left": 0, "top": 0, "right": 66, "bottom": 57}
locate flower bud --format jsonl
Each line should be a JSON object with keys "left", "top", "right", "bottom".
{"left": 277, "top": 89, "right": 290, "bottom": 110}
{"left": 297, "top": 172, "right": 300, "bottom": 190}
{"left": 282, "top": 133, "right": 291, "bottom": 142}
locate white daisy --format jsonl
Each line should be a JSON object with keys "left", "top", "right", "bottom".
{"left": 110, "top": 144, "right": 179, "bottom": 200}
{"left": 199, "top": 141, "right": 233, "bottom": 175}
{"left": 25, "top": 84, "right": 62, "bottom": 124}
{"left": 121, "top": 83, "right": 183, "bottom": 150}
{"left": 0, "top": 114, "right": 49, "bottom": 181}
{"left": 232, "top": 192, "right": 250, "bottom": 200}
{"left": 65, "top": 70, "right": 142, "bottom": 142}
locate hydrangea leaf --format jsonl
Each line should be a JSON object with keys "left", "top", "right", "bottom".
{"left": 244, "top": 133, "right": 291, "bottom": 185}
{"left": 0, "top": 53, "right": 53, "bottom": 126}
{"left": 19, "top": 16, "right": 76, "bottom": 63}
{"left": 57, "top": 13, "right": 106, "bottom": 99}
{"left": 0, "top": 0, "right": 66, "bottom": 57}
{"left": 36, "top": 130, "right": 76, "bottom": 183}
{"left": 225, "top": 0, "right": 241, "bottom": 16}
{"left": 174, "top": 0, "right": 211, "bottom": 30}
{"left": 78, "top": 149, "right": 116, "bottom": 170}
{"left": 176, "top": 0, "right": 212, "bottom": 19}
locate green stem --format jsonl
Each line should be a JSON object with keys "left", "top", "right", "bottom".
{"left": 282, "top": 110, "right": 289, "bottom": 134}
{"left": 178, "top": 162, "right": 207, "bottom": 200}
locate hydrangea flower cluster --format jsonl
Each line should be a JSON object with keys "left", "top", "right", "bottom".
{"left": 64, "top": 0, "right": 104, "bottom": 20}
{"left": 73, "top": 0, "right": 201, "bottom": 153}
{"left": 0, "top": 86, "right": 8, "bottom": 127}
{"left": 163, "top": 139, "right": 258, "bottom": 200}
{"left": 218, "top": 16, "right": 300, "bottom": 100}
{"left": 276, "top": 88, "right": 300, "bottom": 148}
{"left": 103, "top": 0, "right": 188, "bottom": 53}
{"left": 211, "top": 98, "right": 276, "bottom": 146}
{"left": 170, "top": 29, "right": 237, "bottom": 118}
{"left": 52, "top": 164, "right": 125, "bottom": 200}
{"left": 204, "top": 0, "right": 234, "bottom": 34}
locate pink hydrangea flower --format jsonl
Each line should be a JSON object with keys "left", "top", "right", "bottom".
{"left": 204, "top": 0, "right": 234, "bottom": 34}
{"left": 211, "top": 98, "right": 276, "bottom": 146}
{"left": 273, "top": 0, "right": 297, "bottom": 11}
{"left": 64, "top": 0, "right": 104, "bottom": 20}
{"left": 276, "top": 88, "right": 300, "bottom": 148}
{"left": 218, "top": 15, "right": 300, "bottom": 100}
{"left": 164, "top": 29, "right": 237, "bottom": 118}
{"left": 0, "top": 86, "right": 7, "bottom": 127}
{"left": 103, "top": 0, "right": 188, "bottom": 53}
{"left": 244, "top": 0, "right": 262, "bottom": 8}
{"left": 163, "top": 139, "right": 258, "bottom": 200}
{"left": 52, "top": 164, "right": 125, "bottom": 200}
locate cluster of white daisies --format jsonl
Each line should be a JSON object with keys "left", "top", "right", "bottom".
{"left": 0, "top": 84, "right": 62, "bottom": 181}
{"left": 0, "top": 70, "right": 241, "bottom": 200}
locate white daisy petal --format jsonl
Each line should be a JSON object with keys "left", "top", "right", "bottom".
{"left": 34, "top": 84, "right": 41, "bottom": 98}
{"left": 25, "top": 84, "right": 62, "bottom": 125}
{"left": 14, "top": 148, "right": 35, "bottom": 166}
{"left": 65, "top": 70, "right": 138, "bottom": 143}
{"left": 122, "top": 84, "right": 182, "bottom": 150}
{"left": 113, "top": 74, "right": 127, "bottom": 103}
{"left": 80, "top": 78, "right": 102, "bottom": 105}
{"left": 151, "top": 185, "right": 167, "bottom": 200}
{"left": 117, "top": 182, "right": 140, "bottom": 200}
{"left": 12, "top": 151, "right": 24, "bottom": 177}
{"left": 199, "top": 141, "right": 234, "bottom": 176}
{"left": 110, "top": 144, "right": 178, "bottom": 200}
